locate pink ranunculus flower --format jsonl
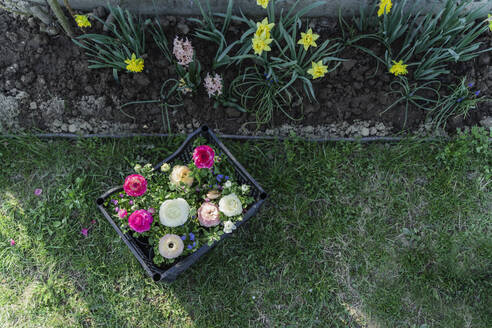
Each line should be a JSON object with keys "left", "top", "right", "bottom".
{"left": 193, "top": 145, "right": 215, "bottom": 169}
{"left": 128, "top": 209, "right": 153, "bottom": 233}
{"left": 123, "top": 174, "right": 147, "bottom": 197}
{"left": 197, "top": 202, "right": 221, "bottom": 227}
{"left": 118, "top": 209, "right": 128, "bottom": 218}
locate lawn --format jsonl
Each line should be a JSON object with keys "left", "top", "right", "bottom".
{"left": 0, "top": 130, "right": 490, "bottom": 328}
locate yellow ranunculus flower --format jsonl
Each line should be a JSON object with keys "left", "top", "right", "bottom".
{"left": 124, "top": 53, "right": 144, "bottom": 73}
{"left": 74, "top": 15, "right": 91, "bottom": 28}
{"left": 297, "top": 28, "right": 320, "bottom": 51}
{"left": 257, "top": 0, "right": 269, "bottom": 9}
{"left": 307, "top": 60, "right": 328, "bottom": 79}
{"left": 256, "top": 18, "right": 275, "bottom": 39}
{"left": 389, "top": 60, "right": 408, "bottom": 77}
{"left": 252, "top": 33, "right": 273, "bottom": 55}
{"left": 169, "top": 165, "right": 194, "bottom": 187}
{"left": 488, "top": 14, "right": 492, "bottom": 32}
{"left": 377, "top": 0, "right": 392, "bottom": 17}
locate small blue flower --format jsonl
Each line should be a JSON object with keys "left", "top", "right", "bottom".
{"left": 467, "top": 82, "right": 474, "bottom": 88}
{"left": 187, "top": 245, "right": 192, "bottom": 250}
{"left": 225, "top": 176, "right": 230, "bottom": 180}
{"left": 457, "top": 97, "right": 464, "bottom": 103}
{"left": 189, "top": 232, "right": 195, "bottom": 241}
{"left": 112, "top": 199, "right": 118, "bottom": 205}
{"left": 119, "top": 193, "right": 124, "bottom": 198}
{"left": 181, "top": 235, "right": 186, "bottom": 241}
{"left": 193, "top": 241, "right": 196, "bottom": 247}
{"left": 475, "top": 90, "right": 481, "bottom": 96}
{"left": 216, "top": 174, "right": 224, "bottom": 182}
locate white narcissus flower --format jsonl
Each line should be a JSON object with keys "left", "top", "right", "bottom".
{"left": 219, "top": 193, "right": 242, "bottom": 217}
{"left": 241, "top": 184, "right": 250, "bottom": 193}
{"left": 223, "top": 220, "right": 237, "bottom": 234}
{"left": 224, "top": 181, "right": 232, "bottom": 188}
{"left": 159, "top": 198, "right": 190, "bottom": 227}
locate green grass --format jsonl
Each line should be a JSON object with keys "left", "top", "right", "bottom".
{"left": 0, "top": 130, "right": 490, "bottom": 327}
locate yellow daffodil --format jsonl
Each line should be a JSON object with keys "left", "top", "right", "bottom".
{"left": 256, "top": 18, "right": 275, "bottom": 39}
{"left": 307, "top": 60, "right": 328, "bottom": 79}
{"left": 74, "top": 14, "right": 91, "bottom": 28}
{"left": 389, "top": 60, "right": 408, "bottom": 77}
{"left": 252, "top": 33, "right": 273, "bottom": 55}
{"left": 124, "top": 53, "right": 144, "bottom": 73}
{"left": 257, "top": 0, "right": 269, "bottom": 9}
{"left": 377, "top": 0, "right": 392, "bottom": 17}
{"left": 488, "top": 14, "right": 492, "bottom": 32}
{"left": 297, "top": 28, "right": 320, "bottom": 51}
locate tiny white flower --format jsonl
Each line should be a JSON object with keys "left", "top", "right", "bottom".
{"left": 134, "top": 164, "right": 142, "bottom": 172}
{"left": 241, "top": 184, "right": 250, "bottom": 193}
{"left": 131, "top": 204, "right": 138, "bottom": 211}
{"left": 223, "top": 220, "right": 237, "bottom": 234}
{"left": 160, "top": 163, "right": 170, "bottom": 172}
{"left": 219, "top": 193, "right": 242, "bottom": 217}
{"left": 224, "top": 180, "right": 232, "bottom": 188}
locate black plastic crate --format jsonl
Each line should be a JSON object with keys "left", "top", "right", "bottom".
{"left": 96, "top": 126, "right": 267, "bottom": 282}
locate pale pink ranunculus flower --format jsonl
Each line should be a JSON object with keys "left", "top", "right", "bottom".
{"left": 204, "top": 73, "right": 223, "bottom": 98}
{"left": 173, "top": 36, "right": 194, "bottom": 67}
{"left": 197, "top": 202, "right": 221, "bottom": 227}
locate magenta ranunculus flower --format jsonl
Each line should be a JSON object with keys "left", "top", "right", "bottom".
{"left": 193, "top": 145, "right": 215, "bottom": 169}
{"left": 123, "top": 174, "right": 147, "bottom": 197}
{"left": 197, "top": 202, "right": 221, "bottom": 227}
{"left": 128, "top": 209, "right": 153, "bottom": 233}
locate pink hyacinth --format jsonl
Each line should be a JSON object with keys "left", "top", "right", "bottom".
{"left": 173, "top": 36, "right": 194, "bottom": 67}
{"left": 197, "top": 202, "right": 221, "bottom": 227}
{"left": 128, "top": 209, "right": 153, "bottom": 233}
{"left": 123, "top": 174, "right": 147, "bottom": 197}
{"left": 193, "top": 145, "right": 215, "bottom": 169}
{"left": 118, "top": 209, "right": 128, "bottom": 218}
{"left": 204, "top": 73, "right": 223, "bottom": 98}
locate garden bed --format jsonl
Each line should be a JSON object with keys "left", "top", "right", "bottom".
{"left": 0, "top": 6, "right": 491, "bottom": 137}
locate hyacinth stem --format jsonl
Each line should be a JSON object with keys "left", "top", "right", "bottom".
{"left": 46, "top": 0, "right": 74, "bottom": 37}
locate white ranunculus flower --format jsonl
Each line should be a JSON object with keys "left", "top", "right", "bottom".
{"left": 159, "top": 198, "right": 190, "bottom": 227}
{"left": 224, "top": 180, "right": 232, "bottom": 188}
{"left": 223, "top": 220, "right": 237, "bottom": 234}
{"left": 219, "top": 193, "right": 242, "bottom": 217}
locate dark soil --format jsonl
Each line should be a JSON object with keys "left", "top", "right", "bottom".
{"left": 0, "top": 9, "right": 491, "bottom": 135}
